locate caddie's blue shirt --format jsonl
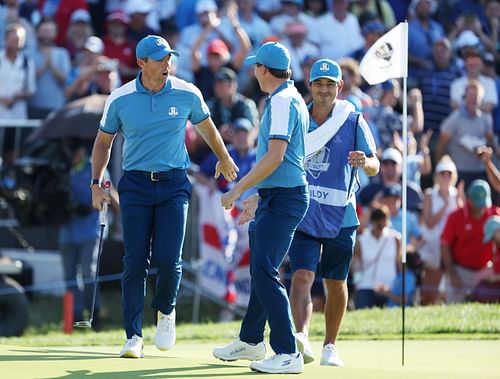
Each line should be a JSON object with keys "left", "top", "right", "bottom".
{"left": 256, "top": 80, "right": 308, "bottom": 189}
{"left": 100, "top": 73, "right": 210, "bottom": 171}
{"left": 308, "top": 106, "right": 377, "bottom": 229}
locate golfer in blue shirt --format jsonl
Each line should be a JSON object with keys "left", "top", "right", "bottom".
{"left": 91, "top": 35, "right": 238, "bottom": 358}
{"left": 213, "top": 41, "right": 310, "bottom": 374}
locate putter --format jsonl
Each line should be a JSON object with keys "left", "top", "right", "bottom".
{"left": 74, "top": 180, "right": 111, "bottom": 329}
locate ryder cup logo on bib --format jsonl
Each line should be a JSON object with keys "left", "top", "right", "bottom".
{"left": 306, "top": 146, "right": 331, "bottom": 179}
{"left": 168, "top": 107, "right": 178, "bottom": 116}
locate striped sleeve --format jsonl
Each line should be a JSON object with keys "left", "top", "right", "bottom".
{"left": 269, "top": 93, "right": 292, "bottom": 140}
{"left": 100, "top": 81, "right": 136, "bottom": 133}
{"left": 99, "top": 95, "right": 119, "bottom": 134}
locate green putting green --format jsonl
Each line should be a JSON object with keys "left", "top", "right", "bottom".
{"left": 2, "top": 340, "right": 499, "bottom": 379}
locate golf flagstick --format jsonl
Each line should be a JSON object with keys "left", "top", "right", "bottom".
{"left": 74, "top": 180, "right": 111, "bottom": 328}
{"left": 359, "top": 21, "right": 409, "bottom": 366}
{"left": 401, "top": 61, "right": 408, "bottom": 368}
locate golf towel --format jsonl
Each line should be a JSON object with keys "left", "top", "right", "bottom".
{"left": 305, "top": 99, "right": 355, "bottom": 159}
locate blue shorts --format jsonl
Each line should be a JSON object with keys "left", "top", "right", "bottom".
{"left": 288, "top": 226, "right": 357, "bottom": 280}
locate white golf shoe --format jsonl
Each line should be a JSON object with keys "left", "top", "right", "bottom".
{"left": 295, "top": 332, "right": 315, "bottom": 364}
{"left": 320, "top": 343, "right": 344, "bottom": 366}
{"left": 250, "top": 352, "right": 304, "bottom": 374}
{"left": 213, "top": 338, "right": 266, "bottom": 361}
{"left": 119, "top": 335, "right": 144, "bottom": 358}
{"left": 155, "top": 309, "right": 176, "bottom": 351}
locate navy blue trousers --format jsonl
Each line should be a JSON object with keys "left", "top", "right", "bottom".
{"left": 239, "top": 186, "right": 309, "bottom": 354}
{"left": 118, "top": 170, "right": 191, "bottom": 338}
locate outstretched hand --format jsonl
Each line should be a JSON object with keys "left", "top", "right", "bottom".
{"left": 215, "top": 157, "right": 239, "bottom": 182}
{"left": 238, "top": 194, "right": 259, "bottom": 225}
{"left": 221, "top": 188, "right": 240, "bottom": 210}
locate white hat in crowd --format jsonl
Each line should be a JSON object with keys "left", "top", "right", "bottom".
{"left": 435, "top": 159, "right": 457, "bottom": 174}
{"left": 125, "top": 0, "right": 154, "bottom": 15}
{"left": 456, "top": 30, "right": 481, "bottom": 49}
{"left": 70, "top": 9, "right": 91, "bottom": 24}
{"left": 381, "top": 148, "right": 402, "bottom": 166}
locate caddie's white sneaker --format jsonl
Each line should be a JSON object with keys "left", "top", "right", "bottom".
{"left": 320, "top": 343, "right": 344, "bottom": 366}
{"left": 250, "top": 352, "right": 304, "bottom": 374}
{"left": 213, "top": 338, "right": 266, "bottom": 361}
{"left": 155, "top": 309, "right": 176, "bottom": 351}
{"left": 120, "top": 335, "right": 144, "bottom": 358}
{"left": 295, "top": 332, "right": 315, "bottom": 364}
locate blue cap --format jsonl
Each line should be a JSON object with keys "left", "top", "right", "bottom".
{"left": 467, "top": 179, "right": 492, "bottom": 208}
{"left": 214, "top": 67, "right": 237, "bottom": 82}
{"left": 309, "top": 58, "right": 342, "bottom": 82}
{"left": 233, "top": 118, "right": 253, "bottom": 132}
{"left": 483, "top": 215, "right": 500, "bottom": 243}
{"left": 136, "top": 35, "right": 178, "bottom": 60}
{"left": 362, "top": 20, "right": 386, "bottom": 35}
{"left": 383, "top": 183, "right": 402, "bottom": 198}
{"left": 381, "top": 79, "right": 396, "bottom": 92}
{"left": 244, "top": 42, "right": 291, "bottom": 70}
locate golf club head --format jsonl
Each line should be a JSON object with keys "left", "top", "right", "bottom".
{"left": 73, "top": 320, "right": 92, "bottom": 328}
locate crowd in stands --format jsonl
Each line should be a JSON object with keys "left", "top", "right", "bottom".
{"left": 1, "top": 0, "right": 500, "bottom": 307}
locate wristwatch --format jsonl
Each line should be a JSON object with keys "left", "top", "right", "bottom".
{"left": 90, "top": 178, "right": 100, "bottom": 188}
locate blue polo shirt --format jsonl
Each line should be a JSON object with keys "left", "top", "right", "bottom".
{"left": 256, "top": 80, "right": 308, "bottom": 189}
{"left": 100, "top": 74, "right": 210, "bottom": 171}
{"left": 390, "top": 209, "right": 422, "bottom": 244}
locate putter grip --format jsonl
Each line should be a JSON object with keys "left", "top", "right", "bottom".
{"left": 100, "top": 180, "right": 111, "bottom": 226}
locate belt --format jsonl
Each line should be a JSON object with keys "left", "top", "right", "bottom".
{"left": 258, "top": 185, "right": 308, "bottom": 196}
{"left": 126, "top": 169, "right": 186, "bottom": 182}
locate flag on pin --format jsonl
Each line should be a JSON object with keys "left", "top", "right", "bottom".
{"left": 359, "top": 22, "right": 408, "bottom": 85}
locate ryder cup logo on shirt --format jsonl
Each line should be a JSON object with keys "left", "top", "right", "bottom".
{"left": 319, "top": 62, "right": 330, "bottom": 72}
{"left": 168, "top": 107, "right": 178, "bottom": 116}
{"left": 306, "top": 146, "right": 331, "bottom": 179}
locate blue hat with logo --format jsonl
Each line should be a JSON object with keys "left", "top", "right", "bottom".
{"left": 309, "top": 58, "right": 342, "bottom": 83}
{"left": 483, "top": 215, "right": 500, "bottom": 243}
{"left": 244, "top": 42, "right": 291, "bottom": 70}
{"left": 467, "top": 179, "right": 492, "bottom": 208}
{"left": 136, "top": 35, "right": 179, "bottom": 60}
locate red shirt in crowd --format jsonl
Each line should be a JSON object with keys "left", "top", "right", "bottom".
{"left": 39, "top": 0, "right": 88, "bottom": 46}
{"left": 103, "top": 36, "right": 137, "bottom": 83}
{"left": 441, "top": 203, "right": 500, "bottom": 270}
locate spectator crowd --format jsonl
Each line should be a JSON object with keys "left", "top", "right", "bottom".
{"left": 1, "top": 0, "right": 500, "bottom": 308}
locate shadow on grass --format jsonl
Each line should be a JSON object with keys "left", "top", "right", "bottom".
{"left": 3, "top": 349, "right": 253, "bottom": 378}
{"left": 47, "top": 364, "right": 252, "bottom": 379}
{"left": 53, "top": 365, "right": 253, "bottom": 379}
{"left": 1, "top": 348, "right": 118, "bottom": 361}
{"left": 3, "top": 348, "right": 212, "bottom": 361}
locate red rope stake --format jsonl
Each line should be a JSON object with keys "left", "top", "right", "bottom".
{"left": 63, "top": 291, "right": 74, "bottom": 334}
